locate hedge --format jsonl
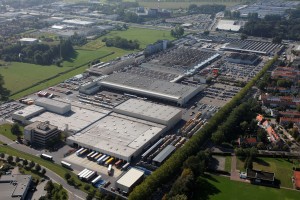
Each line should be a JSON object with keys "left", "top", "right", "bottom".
{"left": 128, "top": 56, "right": 278, "bottom": 200}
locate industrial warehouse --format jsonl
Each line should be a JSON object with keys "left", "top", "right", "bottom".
{"left": 67, "top": 99, "right": 182, "bottom": 161}
{"left": 99, "top": 72, "right": 204, "bottom": 106}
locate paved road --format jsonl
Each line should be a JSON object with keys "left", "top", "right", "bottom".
{"left": 0, "top": 135, "right": 87, "bottom": 200}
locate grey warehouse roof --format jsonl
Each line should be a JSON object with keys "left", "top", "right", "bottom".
{"left": 153, "top": 145, "right": 176, "bottom": 163}
{"left": 0, "top": 174, "right": 31, "bottom": 199}
{"left": 35, "top": 98, "right": 70, "bottom": 109}
{"left": 13, "top": 105, "right": 45, "bottom": 118}
{"left": 100, "top": 72, "right": 202, "bottom": 100}
{"left": 113, "top": 99, "right": 182, "bottom": 125}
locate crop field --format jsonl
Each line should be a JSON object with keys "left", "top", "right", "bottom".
{"left": 236, "top": 157, "right": 297, "bottom": 188}
{"left": 196, "top": 174, "right": 300, "bottom": 200}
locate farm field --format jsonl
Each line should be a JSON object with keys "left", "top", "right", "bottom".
{"left": 236, "top": 157, "right": 297, "bottom": 188}
{"left": 196, "top": 174, "right": 299, "bottom": 200}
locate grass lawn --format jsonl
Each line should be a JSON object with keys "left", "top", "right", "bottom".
{"left": 1, "top": 49, "right": 112, "bottom": 99}
{"left": 224, "top": 156, "right": 232, "bottom": 172}
{"left": 0, "top": 124, "right": 23, "bottom": 141}
{"left": 236, "top": 157, "right": 296, "bottom": 188}
{"left": 98, "top": 27, "right": 175, "bottom": 49}
{"left": 196, "top": 174, "right": 300, "bottom": 200}
{"left": 0, "top": 145, "right": 91, "bottom": 194}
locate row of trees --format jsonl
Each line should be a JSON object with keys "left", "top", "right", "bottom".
{"left": 1, "top": 39, "right": 74, "bottom": 65}
{"left": 243, "top": 8, "right": 300, "bottom": 41}
{"left": 0, "top": 74, "right": 10, "bottom": 101}
{"left": 188, "top": 4, "right": 226, "bottom": 14}
{"left": 128, "top": 57, "right": 278, "bottom": 200}
{"left": 211, "top": 99, "right": 261, "bottom": 144}
{"left": 103, "top": 36, "right": 140, "bottom": 50}
{"left": 40, "top": 180, "right": 68, "bottom": 200}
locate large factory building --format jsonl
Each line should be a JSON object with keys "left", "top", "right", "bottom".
{"left": 67, "top": 99, "right": 182, "bottom": 161}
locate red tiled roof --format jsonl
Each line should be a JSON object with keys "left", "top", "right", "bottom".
{"left": 256, "top": 114, "right": 264, "bottom": 122}
{"left": 294, "top": 171, "right": 300, "bottom": 189}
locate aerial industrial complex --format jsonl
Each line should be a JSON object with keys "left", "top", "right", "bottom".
{"left": 2, "top": 0, "right": 300, "bottom": 199}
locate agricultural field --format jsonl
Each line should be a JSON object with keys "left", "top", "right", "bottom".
{"left": 196, "top": 174, "right": 300, "bottom": 200}
{"left": 236, "top": 157, "right": 297, "bottom": 188}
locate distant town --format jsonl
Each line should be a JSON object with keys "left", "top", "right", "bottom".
{"left": 0, "top": 0, "right": 300, "bottom": 200}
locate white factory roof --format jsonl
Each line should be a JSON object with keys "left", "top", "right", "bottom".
{"left": 35, "top": 98, "right": 70, "bottom": 109}
{"left": 217, "top": 20, "right": 241, "bottom": 32}
{"left": 51, "top": 25, "right": 66, "bottom": 30}
{"left": 116, "top": 168, "right": 144, "bottom": 188}
{"left": 68, "top": 113, "right": 166, "bottom": 158}
{"left": 29, "top": 105, "right": 107, "bottom": 132}
{"left": 114, "top": 99, "right": 182, "bottom": 124}
{"left": 19, "top": 38, "right": 38, "bottom": 42}
{"left": 13, "top": 105, "right": 45, "bottom": 118}
{"left": 62, "top": 19, "right": 94, "bottom": 25}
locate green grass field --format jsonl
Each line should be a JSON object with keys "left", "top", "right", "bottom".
{"left": 225, "top": 156, "right": 232, "bottom": 172}
{"left": 0, "top": 49, "right": 111, "bottom": 98}
{"left": 0, "top": 124, "right": 23, "bottom": 141}
{"left": 81, "top": 27, "right": 175, "bottom": 52}
{"left": 236, "top": 157, "right": 297, "bottom": 188}
{"left": 197, "top": 174, "right": 299, "bottom": 200}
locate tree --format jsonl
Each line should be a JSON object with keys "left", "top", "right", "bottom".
{"left": 29, "top": 160, "right": 35, "bottom": 169}
{"left": 44, "top": 180, "right": 54, "bottom": 193}
{"left": 168, "top": 168, "right": 195, "bottom": 197}
{"left": 35, "top": 164, "right": 41, "bottom": 172}
{"left": 0, "top": 74, "right": 10, "bottom": 101}
{"left": 0, "top": 152, "right": 4, "bottom": 159}
{"left": 171, "top": 26, "right": 184, "bottom": 38}
{"left": 169, "top": 194, "right": 188, "bottom": 200}
{"left": 41, "top": 168, "right": 46, "bottom": 175}
{"left": 15, "top": 156, "right": 20, "bottom": 163}
{"left": 241, "top": 34, "right": 248, "bottom": 40}
{"left": 84, "top": 184, "right": 91, "bottom": 191}
{"left": 64, "top": 173, "right": 71, "bottom": 180}
{"left": 7, "top": 155, "right": 13, "bottom": 163}
{"left": 23, "top": 159, "right": 28, "bottom": 166}
{"left": 11, "top": 123, "right": 21, "bottom": 135}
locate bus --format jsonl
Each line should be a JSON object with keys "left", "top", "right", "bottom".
{"left": 61, "top": 161, "right": 72, "bottom": 169}
{"left": 105, "top": 157, "right": 114, "bottom": 167}
{"left": 107, "top": 164, "right": 112, "bottom": 176}
{"left": 40, "top": 154, "right": 53, "bottom": 161}
{"left": 76, "top": 148, "right": 84, "bottom": 156}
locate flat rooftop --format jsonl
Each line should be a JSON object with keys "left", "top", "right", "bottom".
{"left": 114, "top": 99, "right": 182, "bottom": 125}
{"left": 0, "top": 174, "right": 31, "bottom": 199}
{"left": 29, "top": 105, "right": 107, "bottom": 132}
{"left": 62, "top": 19, "right": 94, "bottom": 25}
{"left": 217, "top": 20, "right": 241, "bottom": 31}
{"left": 19, "top": 38, "right": 37, "bottom": 42}
{"left": 67, "top": 113, "right": 166, "bottom": 159}
{"left": 12, "top": 105, "right": 45, "bottom": 118}
{"left": 100, "top": 72, "right": 203, "bottom": 101}
{"left": 117, "top": 168, "right": 144, "bottom": 188}
{"left": 35, "top": 98, "right": 70, "bottom": 109}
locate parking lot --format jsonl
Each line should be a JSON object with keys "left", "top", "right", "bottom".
{"left": 199, "top": 83, "right": 241, "bottom": 107}
{"left": 0, "top": 102, "right": 24, "bottom": 119}
{"left": 64, "top": 154, "right": 122, "bottom": 178}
